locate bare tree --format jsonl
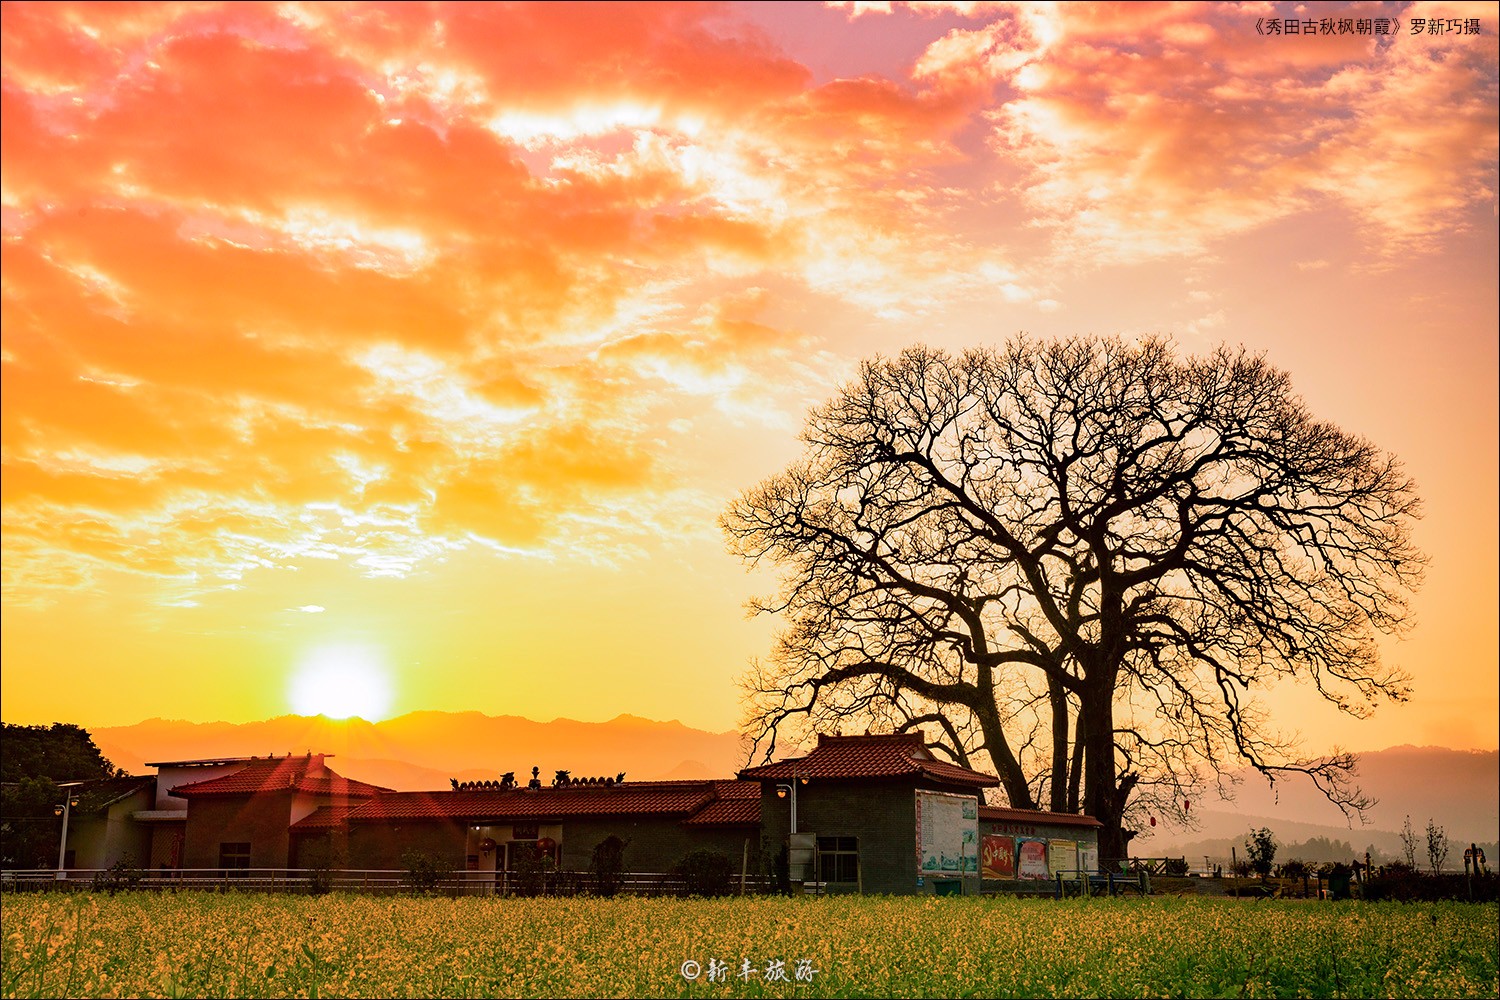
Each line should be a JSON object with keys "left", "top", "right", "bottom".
{"left": 1426, "top": 818, "right": 1450, "bottom": 874}
{"left": 1400, "top": 814, "right": 1419, "bottom": 868}
{"left": 723, "top": 336, "right": 1423, "bottom": 861}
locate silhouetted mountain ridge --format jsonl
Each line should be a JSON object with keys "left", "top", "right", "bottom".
{"left": 1141, "top": 745, "right": 1497, "bottom": 854}
{"left": 90, "top": 711, "right": 747, "bottom": 789}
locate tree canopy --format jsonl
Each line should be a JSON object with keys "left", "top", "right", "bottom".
{"left": 0, "top": 723, "right": 121, "bottom": 868}
{"left": 723, "top": 335, "right": 1423, "bottom": 861}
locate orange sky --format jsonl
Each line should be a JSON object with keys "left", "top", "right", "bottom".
{"left": 2, "top": 2, "right": 1496, "bottom": 755}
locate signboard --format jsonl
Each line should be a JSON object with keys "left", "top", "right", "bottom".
{"left": 1016, "top": 838, "right": 1049, "bottom": 879}
{"left": 1049, "top": 839, "right": 1078, "bottom": 877}
{"left": 1078, "top": 843, "right": 1099, "bottom": 874}
{"left": 915, "top": 790, "right": 979, "bottom": 875}
{"left": 981, "top": 835, "right": 1015, "bottom": 878}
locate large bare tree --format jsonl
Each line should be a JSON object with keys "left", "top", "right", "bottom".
{"left": 723, "top": 336, "right": 1423, "bottom": 862}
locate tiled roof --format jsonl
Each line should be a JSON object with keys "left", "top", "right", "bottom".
{"left": 66, "top": 777, "right": 154, "bottom": 814}
{"left": 738, "top": 733, "right": 999, "bottom": 788}
{"left": 979, "top": 805, "right": 1102, "bottom": 829}
{"left": 683, "top": 797, "right": 761, "bottom": 827}
{"left": 344, "top": 781, "right": 718, "bottom": 823}
{"left": 290, "top": 805, "right": 358, "bottom": 831}
{"left": 712, "top": 780, "right": 761, "bottom": 800}
{"left": 169, "top": 755, "right": 390, "bottom": 799}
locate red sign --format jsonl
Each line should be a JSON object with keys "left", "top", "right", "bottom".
{"left": 981, "top": 835, "right": 1015, "bottom": 878}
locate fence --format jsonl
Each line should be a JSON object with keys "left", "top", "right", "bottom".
{"left": 0, "top": 867, "right": 778, "bottom": 897}
{"left": 1101, "top": 857, "right": 1187, "bottom": 876}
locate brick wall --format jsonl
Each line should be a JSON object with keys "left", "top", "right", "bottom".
{"left": 181, "top": 793, "right": 294, "bottom": 869}
{"left": 557, "top": 817, "right": 758, "bottom": 874}
{"left": 345, "top": 819, "right": 467, "bottom": 871}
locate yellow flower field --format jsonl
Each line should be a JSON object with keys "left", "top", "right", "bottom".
{"left": 3, "top": 892, "right": 1496, "bottom": 999}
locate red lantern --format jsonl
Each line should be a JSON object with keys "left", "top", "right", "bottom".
{"left": 1184, "top": 799, "right": 1190, "bottom": 812}
{"left": 1149, "top": 816, "right": 1157, "bottom": 827}
{"left": 537, "top": 836, "right": 557, "bottom": 854}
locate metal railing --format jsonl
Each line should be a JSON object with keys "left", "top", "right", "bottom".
{"left": 0, "top": 867, "right": 778, "bottom": 897}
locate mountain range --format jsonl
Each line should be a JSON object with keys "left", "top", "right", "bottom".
{"left": 91, "top": 712, "right": 748, "bottom": 789}
{"left": 1137, "top": 745, "right": 1498, "bottom": 859}
{"left": 88, "top": 713, "right": 1496, "bottom": 850}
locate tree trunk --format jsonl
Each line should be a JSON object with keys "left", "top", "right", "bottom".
{"left": 1048, "top": 675, "right": 1069, "bottom": 812}
{"left": 1081, "top": 681, "right": 1128, "bottom": 863}
{"left": 1067, "top": 707, "right": 1084, "bottom": 814}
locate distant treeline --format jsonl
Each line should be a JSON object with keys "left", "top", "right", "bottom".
{"left": 1174, "top": 832, "right": 1499, "bottom": 869}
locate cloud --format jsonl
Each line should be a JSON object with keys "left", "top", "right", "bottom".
{"left": 5, "top": 1, "right": 1490, "bottom": 608}
{"left": 943, "top": 2, "right": 1500, "bottom": 263}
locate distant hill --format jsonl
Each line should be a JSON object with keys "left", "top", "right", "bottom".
{"left": 1140, "top": 745, "right": 1498, "bottom": 858}
{"left": 90, "top": 712, "right": 748, "bottom": 790}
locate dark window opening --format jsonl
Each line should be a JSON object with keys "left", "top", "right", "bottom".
{"left": 219, "top": 841, "right": 251, "bottom": 873}
{"left": 817, "top": 836, "right": 858, "bottom": 884}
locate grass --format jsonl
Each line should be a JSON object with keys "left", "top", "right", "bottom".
{"left": 2, "top": 891, "right": 1496, "bottom": 998}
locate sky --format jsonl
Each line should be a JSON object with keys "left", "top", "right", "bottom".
{"left": 2, "top": 1, "right": 1496, "bottom": 757}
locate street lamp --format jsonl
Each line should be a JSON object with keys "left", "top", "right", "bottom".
{"left": 54, "top": 790, "right": 80, "bottom": 880}
{"left": 774, "top": 775, "right": 809, "bottom": 833}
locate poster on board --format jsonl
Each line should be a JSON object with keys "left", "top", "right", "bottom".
{"left": 981, "top": 835, "right": 1015, "bottom": 878}
{"left": 915, "top": 790, "right": 979, "bottom": 875}
{"left": 1016, "top": 838, "right": 1049, "bottom": 879}
{"left": 1049, "top": 839, "right": 1078, "bottom": 876}
{"left": 1078, "top": 843, "right": 1099, "bottom": 874}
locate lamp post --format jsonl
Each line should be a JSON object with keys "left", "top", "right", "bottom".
{"left": 54, "top": 790, "right": 79, "bottom": 880}
{"left": 774, "top": 774, "right": 808, "bottom": 833}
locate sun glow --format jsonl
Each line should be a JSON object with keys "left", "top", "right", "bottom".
{"left": 288, "top": 643, "right": 395, "bottom": 720}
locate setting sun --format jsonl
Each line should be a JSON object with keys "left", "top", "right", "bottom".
{"left": 288, "top": 644, "right": 394, "bottom": 721}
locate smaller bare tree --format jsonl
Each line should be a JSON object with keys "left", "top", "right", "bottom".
{"left": 1425, "top": 818, "right": 1450, "bottom": 874}
{"left": 1400, "top": 815, "right": 1419, "bottom": 868}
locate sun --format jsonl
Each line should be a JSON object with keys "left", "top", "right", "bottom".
{"left": 288, "top": 643, "right": 394, "bottom": 720}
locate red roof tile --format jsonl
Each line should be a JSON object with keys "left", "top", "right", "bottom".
{"left": 738, "top": 733, "right": 998, "bottom": 788}
{"left": 344, "top": 782, "right": 717, "bottom": 823}
{"left": 712, "top": 780, "right": 761, "bottom": 800}
{"left": 979, "top": 805, "right": 1102, "bottom": 829}
{"left": 169, "top": 755, "right": 390, "bottom": 799}
{"left": 684, "top": 797, "right": 761, "bottom": 827}
{"left": 290, "top": 805, "right": 357, "bottom": 831}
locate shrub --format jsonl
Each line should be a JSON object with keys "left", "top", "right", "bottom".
{"left": 400, "top": 849, "right": 449, "bottom": 894}
{"left": 510, "top": 844, "right": 556, "bottom": 897}
{"left": 672, "top": 849, "right": 734, "bottom": 897}
{"left": 589, "top": 836, "right": 628, "bottom": 897}
{"left": 1277, "top": 859, "right": 1311, "bottom": 879}
{"left": 1164, "top": 857, "right": 1189, "bottom": 876}
{"left": 90, "top": 856, "right": 141, "bottom": 896}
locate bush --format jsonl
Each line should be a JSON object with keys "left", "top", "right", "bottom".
{"left": 90, "top": 856, "right": 141, "bottom": 896}
{"left": 590, "top": 836, "right": 628, "bottom": 897}
{"left": 400, "top": 849, "right": 449, "bottom": 894}
{"left": 1277, "top": 859, "right": 1311, "bottom": 879}
{"left": 1164, "top": 857, "right": 1189, "bottom": 876}
{"left": 510, "top": 844, "right": 557, "bottom": 897}
{"left": 672, "top": 849, "right": 735, "bottom": 897}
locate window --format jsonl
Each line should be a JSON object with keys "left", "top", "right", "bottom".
{"left": 816, "top": 836, "right": 858, "bottom": 884}
{"left": 219, "top": 842, "right": 251, "bottom": 873}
